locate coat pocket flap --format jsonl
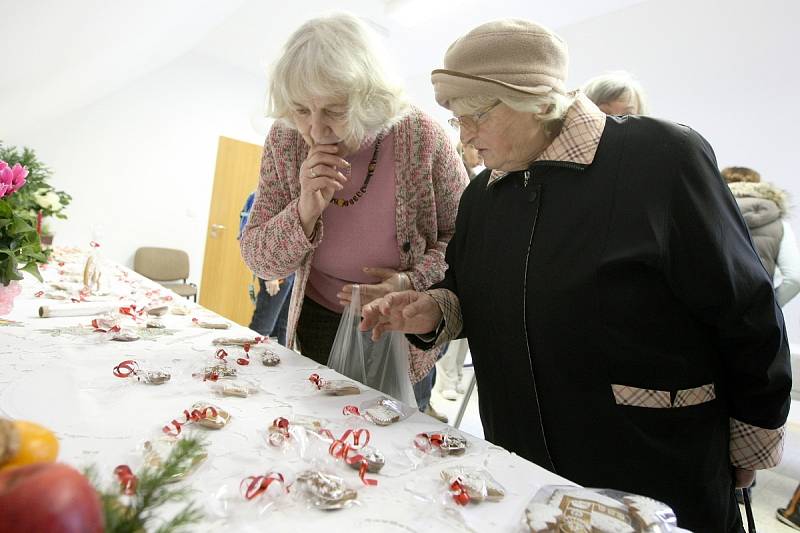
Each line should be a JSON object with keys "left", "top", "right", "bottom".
{"left": 674, "top": 383, "right": 716, "bottom": 407}
{"left": 611, "top": 384, "right": 671, "bottom": 408}
{"left": 612, "top": 383, "right": 716, "bottom": 408}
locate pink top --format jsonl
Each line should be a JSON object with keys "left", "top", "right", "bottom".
{"left": 240, "top": 108, "right": 470, "bottom": 383}
{"left": 305, "top": 132, "right": 400, "bottom": 312}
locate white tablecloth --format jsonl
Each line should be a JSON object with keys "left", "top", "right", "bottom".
{"left": 0, "top": 248, "right": 571, "bottom": 532}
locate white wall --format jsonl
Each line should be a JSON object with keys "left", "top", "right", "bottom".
{"left": 4, "top": 51, "right": 267, "bottom": 289}
{"left": 559, "top": 0, "right": 800, "bottom": 343}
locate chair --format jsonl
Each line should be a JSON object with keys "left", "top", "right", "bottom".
{"left": 133, "top": 247, "right": 197, "bottom": 301}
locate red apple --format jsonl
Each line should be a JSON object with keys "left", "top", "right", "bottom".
{"left": 0, "top": 462, "right": 103, "bottom": 533}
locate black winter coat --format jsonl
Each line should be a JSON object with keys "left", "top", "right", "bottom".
{"left": 413, "top": 115, "right": 791, "bottom": 532}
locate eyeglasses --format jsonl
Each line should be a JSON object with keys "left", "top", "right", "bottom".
{"left": 448, "top": 101, "right": 501, "bottom": 131}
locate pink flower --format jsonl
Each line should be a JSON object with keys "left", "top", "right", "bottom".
{"left": 0, "top": 160, "right": 28, "bottom": 198}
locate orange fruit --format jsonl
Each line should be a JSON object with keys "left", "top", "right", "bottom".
{"left": 0, "top": 421, "right": 59, "bottom": 471}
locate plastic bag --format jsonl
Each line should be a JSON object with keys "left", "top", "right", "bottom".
{"left": 211, "top": 380, "right": 260, "bottom": 398}
{"left": 111, "top": 359, "right": 171, "bottom": 385}
{"left": 343, "top": 397, "right": 416, "bottom": 426}
{"left": 413, "top": 429, "right": 470, "bottom": 457}
{"left": 308, "top": 373, "right": 362, "bottom": 396}
{"left": 328, "top": 285, "right": 417, "bottom": 406}
{"left": 208, "top": 469, "right": 292, "bottom": 520}
{"left": 141, "top": 435, "right": 208, "bottom": 482}
{"left": 522, "top": 485, "right": 677, "bottom": 532}
{"left": 440, "top": 466, "right": 506, "bottom": 505}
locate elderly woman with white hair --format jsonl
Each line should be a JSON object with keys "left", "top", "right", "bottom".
{"left": 240, "top": 13, "right": 468, "bottom": 414}
{"left": 360, "top": 19, "right": 789, "bottom": 531}
{"left": 583, "top": 70, "right": 649, "bottom": 115}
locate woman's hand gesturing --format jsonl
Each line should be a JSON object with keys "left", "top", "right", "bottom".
{"left": 359, "top": 290, "right": 443, "bottom": 341}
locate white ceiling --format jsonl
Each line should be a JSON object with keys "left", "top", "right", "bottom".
{"left": 0, "top": 0, "right": 646, "bottom": 129}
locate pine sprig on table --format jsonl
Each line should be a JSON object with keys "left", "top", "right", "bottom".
{"left": 89, "top": 436, "right": 207, "bottom": 533}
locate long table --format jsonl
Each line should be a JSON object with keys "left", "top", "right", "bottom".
{"left": 0, "top": 248, "right": 571, "bottom": 532}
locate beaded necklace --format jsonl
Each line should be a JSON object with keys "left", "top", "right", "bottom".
{"left": 330, "top": 134, "right": 384, "bottom": 207}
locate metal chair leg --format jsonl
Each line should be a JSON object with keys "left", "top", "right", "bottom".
{"left": 453, "top": 372, "right": 477, "bottom": 429}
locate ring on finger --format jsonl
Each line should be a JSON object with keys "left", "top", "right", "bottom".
{"left": 310, "top": 166, "right": 317, "bottom": 178}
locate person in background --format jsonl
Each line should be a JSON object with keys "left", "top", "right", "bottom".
{"left": 720, "top": 166, "right": 800, "bottom": 528}
{"left": 239, "top": 191, "right": 294, "bottom": 346}
{"left": 360, "top": 18, "right": 790, "bottom": 531}
{"left": 458, "top": 142, "right": 485, "bottom": 179}
{"left": 583, "top": 70, "right": 648, "bottom": 116}
{"left": 239, "top": 13, "right": 468, "bottom": 420}
{"left": 436, "top": 338, "right": 468, "bottom": 401}
{"left": 723, "top": 166, "right": 800, "bottom": 308}
{"left": 779, "top": 485, "right": 800, "bottom": 530}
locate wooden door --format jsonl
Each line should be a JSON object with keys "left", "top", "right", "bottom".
{"left": 199, "top": 136, "right": 263, "bottom": 326}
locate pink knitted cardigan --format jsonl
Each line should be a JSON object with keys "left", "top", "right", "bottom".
{"left": 240, "top": 107, "right": 468, "bottom": 383}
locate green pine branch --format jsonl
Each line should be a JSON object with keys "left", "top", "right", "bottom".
{"left": 88, "top": 436, "right": 207, "bottom": 533}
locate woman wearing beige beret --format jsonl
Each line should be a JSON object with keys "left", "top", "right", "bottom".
{"left": 361, "top": 19, "right": 790, "bottom": 532}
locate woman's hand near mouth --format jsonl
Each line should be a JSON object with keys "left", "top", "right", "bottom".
{"left": 298, "top": 142, "right": 350, "bottom": 237}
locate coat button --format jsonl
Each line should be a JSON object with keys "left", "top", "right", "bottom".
{"left": 402, "top": 241, "right": 411, "bottom": 252}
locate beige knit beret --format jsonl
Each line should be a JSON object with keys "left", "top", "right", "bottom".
{"left": 431, "top": 19, "right": 569, "bottom": 109}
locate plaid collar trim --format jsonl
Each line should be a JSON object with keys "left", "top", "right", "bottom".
{"left": 487, "top": 91, "right": 606, "bottom": 187}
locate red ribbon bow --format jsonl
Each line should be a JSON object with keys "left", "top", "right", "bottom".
{"left": 113, "top": 360, "right": 139, "bottom": 378}
{"left": 114, "top": 465, "right": 138, "bottom": 495}
{"left": 316, "top": 427, "right": 369, "bottom": 449}
{"left": 324, "top": 428, "right": 377, "bottom": 486}
{"left": 342, "top": 405, "right": 362, "bottom": 417}
{"left": 329, "top": 442, "right": 378, "bottom": 487}
{"left": 240, "top": 472, "right": 287, "bottom": 500}
{"left": 162, "top": 406, "right": 218, "bottom": 436}
{"left": 70, "top": 291, "right": 88, "bottom": 303}
{"left": 309, "top": 373, "right": 326, "bottom": 389}
{"left": 328, "top": 439, "right": 353, "bottom": 460}
{"left": 238, "top": 343, "right": 250, "bottom": 365}
{"left": 350, "top": 454, "right": 378, "bottom": 486}
{"left": 93, "top": 318, "right": 121, "bottom": 333}
{"left": 317, "top": 428, "right": 336, "bottom": 441}
{"left": 216, "top": 348, "right": 249, "bottom": 366}
{"left": 119, "top": 305, "right": 143, "bottom": 320}
{"left": 413, "top": 432, "right": 447, "bottom": 453}
{"left": 272, "top": 417, "right": 290, "bottom": 432}
{"left": 267, "top": 417, "right": 291, "bottom": 447}
{"left": 340, "top": 428, "right": 370, "bottom": 449}
{"left": 449, "top": 478, "right": 470, "bottom": 505}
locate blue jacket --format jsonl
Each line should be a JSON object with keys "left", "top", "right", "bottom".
{"left": 238, "top": 192, "right": 256, "bottom": 240}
